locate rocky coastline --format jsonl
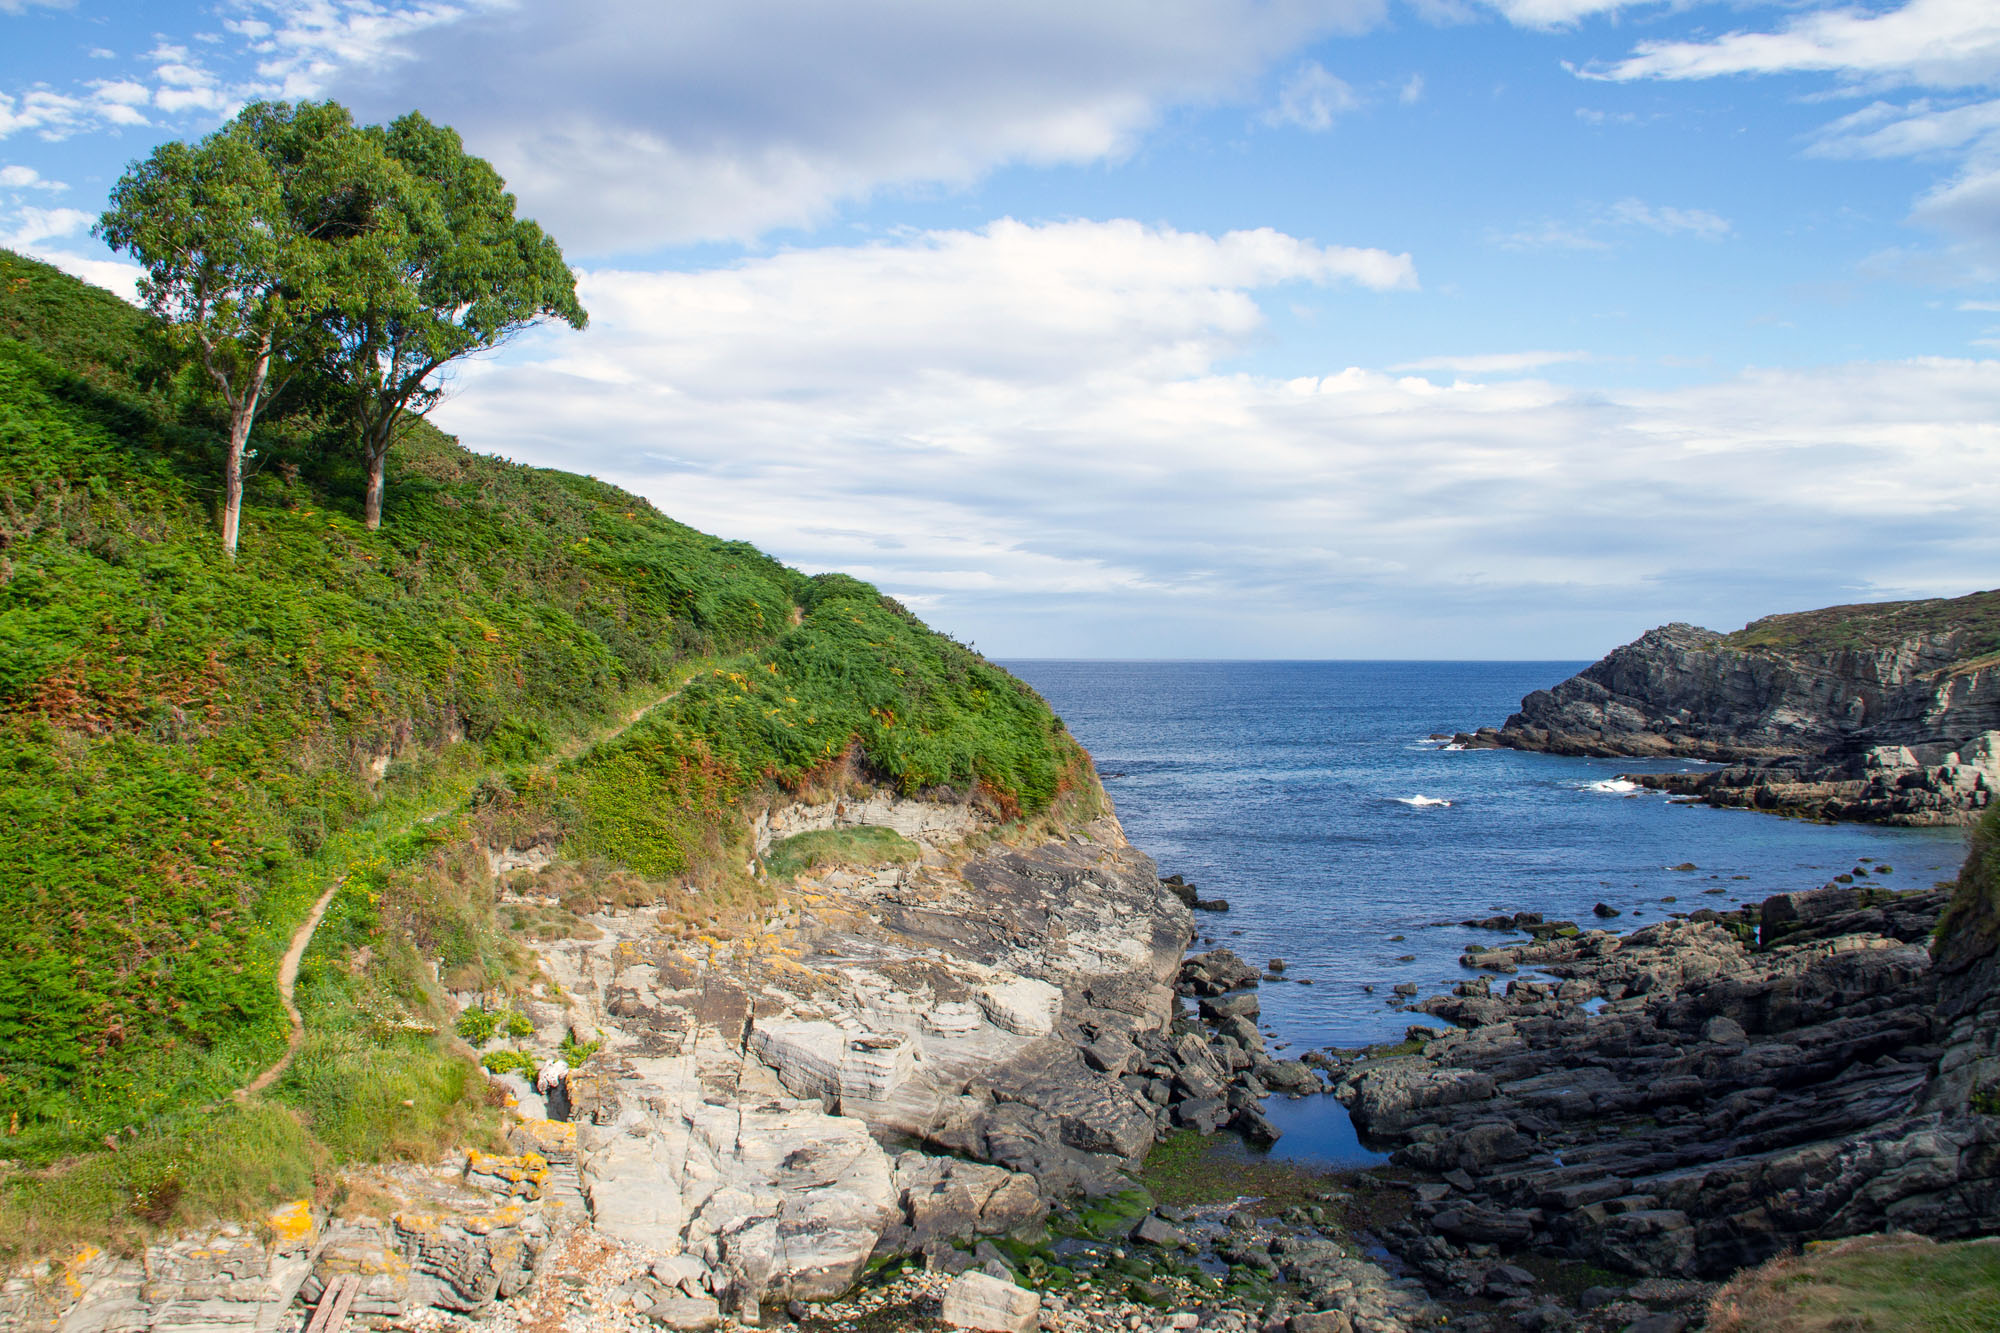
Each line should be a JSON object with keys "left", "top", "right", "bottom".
{"left": 2, "top": 796, "right": 1433, "bottom": 1333}
{"left": 1322, "top": 876, "right": 2000, "bottom": 1330}
{"left": 13, "top": 774, "right": 2000, "bottom": 1333}
{"left": 1453, "top": 601, "right": 2000, "bottom": 825}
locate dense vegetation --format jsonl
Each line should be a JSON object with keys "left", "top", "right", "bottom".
{"left": 0, "top": 249, "right": 1081, "bottom": 1187}
{"left": 1724, "top": 587, "right": 2000, "bottom": 659}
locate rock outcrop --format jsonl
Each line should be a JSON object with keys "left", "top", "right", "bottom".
{"left": 510, "top": 809, "right": 1197, "bottom": 1319}
{"left": 1456, "top": 591, "right": 2000, "bottom": 824}
{"left": 1330, "top": 881, "right": 2000, "bottom": 1292}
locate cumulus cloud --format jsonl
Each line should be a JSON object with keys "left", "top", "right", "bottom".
{"left": 305, "top": 0, "right": 1385, "bottom": 251}
{"left": 423, "top": 218, "right": 2000, "bottom": 656}
{"left": 1265, "top": 61, "right": 1362, "bottom": 131}
{"left": 0, "top": 164, "right": 65, "bottom": 190}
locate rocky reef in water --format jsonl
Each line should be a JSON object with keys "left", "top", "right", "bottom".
{"left": 1321, "top": 847, "right": 2000, "bottom": 1329}
{"left": 1455, "top": 591, "right": 2000, "bottom": 824}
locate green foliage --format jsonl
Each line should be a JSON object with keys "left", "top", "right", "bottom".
{"left": 324, "top": 109, "right": 587, "bottom": 527}
{"left": 567, "top": 575, "right": 1083, "bottom": 880}
{"left": 0, "top": 250, "right": 799, "bottom": 1144}
{"left": 480, "top": 1049, "right": 536, "bottom": 1076}
{"left": 763, "top": 825, "right": 920, "bottom": 880}
{"left": 0, "top": 1102, "right": 322, "bottom": 1261}
{"left": 557, "top": 1033, "right": 602, "bottom": 1065}
{"left": 1724, "top": 587, "right": 2000, "bottom": 660}
{"left": 1934, "top": 804, "right": 2000, "bottom": 973}
{"left": 454, "top": 1007, "right": 499, "bottom": 1044}
{"left": 0, "top": 250, "right": 1079, "bottom": 1229}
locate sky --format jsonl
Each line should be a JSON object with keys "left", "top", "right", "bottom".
{"left": 4, "top": 0, "right": 2000, "bottom": 658}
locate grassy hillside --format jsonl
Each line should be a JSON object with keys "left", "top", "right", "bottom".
{"left": 1724, "top": 587, "right": 2000, "bottom": 658}
{"left": 0, "top": 249, "right": 1086, "bottom": 1216}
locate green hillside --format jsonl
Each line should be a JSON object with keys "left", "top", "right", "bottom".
{"left": 0, "top": 250, "right": 1087, "bottom": 1236}
{"left": 1723, "top": 587, "right": 2000, "bottom": 659}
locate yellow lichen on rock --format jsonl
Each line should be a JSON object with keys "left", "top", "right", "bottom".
{"left": 464, "top": 1149, "right": 551, "bottom": 1199}
{"left": 508, "top": 1118, "right": 577, "bottom": 1156}
{"left": 60, "top": 1246, "right": 100, "bottom": 1299}
{"left": 266, "top": 1199, "right": 317, "bottom": 1252}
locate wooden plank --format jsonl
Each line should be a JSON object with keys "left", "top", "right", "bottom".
{"left": 303, "top": 1272, "right": 361, "bottom": 1333}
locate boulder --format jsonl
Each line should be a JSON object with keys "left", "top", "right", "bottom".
{"left": 941, "top": 1271, "right": 1040, "bottom": 1333}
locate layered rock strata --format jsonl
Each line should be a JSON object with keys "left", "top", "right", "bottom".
{"left": 1330, "top": 884, "right": 2000, "bottom": 1291}
{"left": 1455, "top": 609, "right": 2000, "bottom": 824}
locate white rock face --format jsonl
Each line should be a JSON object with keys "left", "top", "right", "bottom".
{"left": 941, "top": 1271, "right": 1040, "bottom": 1333}
{"left": 749, "top": 1021, "right": 916, "bottom": 1109}
{"left": 752, "top": 793, "right": 986, "bottom": 854}
{"left": 974, "top": 976, "right": 1062, "bottom": 1037}
{"left": 572, "top": 1054, "right": 898, "bottom": 1307}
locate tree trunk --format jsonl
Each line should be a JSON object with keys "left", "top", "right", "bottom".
{"left": 363, "top": 434, "right": 389, "bottom": 531}
{"left": 219, "top": 341, "right": 273, "bottom": 559}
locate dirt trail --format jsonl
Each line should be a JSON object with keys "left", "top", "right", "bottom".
{"left": 236, "top": 877, "right": 346, "bottom": 1099}
{"left": 233, "top": 672, "right": 701, "bottom": 1100}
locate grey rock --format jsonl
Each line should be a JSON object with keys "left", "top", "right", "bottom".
{"left": 646, "top": 1296, "right": 723, "bottom": 1330}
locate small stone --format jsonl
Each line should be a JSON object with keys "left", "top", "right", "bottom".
{"left": 646, "top": 1296, "right": 723, "bottom": 1331}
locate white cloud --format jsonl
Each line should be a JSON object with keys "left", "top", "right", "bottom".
{"left": 20, "top": 249, "right": 145, "bottom": 302}
{"left": 1, "top": 203, "right": 89, "bottom": 248}
{"left": 1391, "top": 350, "right": 1589, "bottom": 373}
{"left": 423, "top": 218, "right": 2000, "bottom": 656}
{"left": 1265, "top": 61, "right": 1363, "bottom": 131}
{"left": 1400, "top": 74, "right": 1426, "bottom": 105}
{"left": 0, "top": 165, "right": 65, "bottom": 191}
{"left": 0, "top": 1, "right": 1389, "bottom": 250}
{"left": 1481, "top": 0, "right": 1649, "bottom": 32}
{"left": 303, "top": 0, "right": 1385, "bottom": 251}
{"left": 1595, "top": 0, "right": 2000, "bottom": 88}
{"left": 1809, "top": 96, "right": 2000, "bottom": 160}
{"left": 0, "top": 0, "right": 75, "bottom": 13}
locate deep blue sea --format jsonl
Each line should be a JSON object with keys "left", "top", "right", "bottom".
{"left": 1004, "top": 661, "right": 1973, "bottom": 1164}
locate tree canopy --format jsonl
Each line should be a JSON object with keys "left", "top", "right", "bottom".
{"left": 328, "top": 111, "right": 587, "bottom": 530}
{"left": 97, "top": 101, "right": 586, "bottom": 545}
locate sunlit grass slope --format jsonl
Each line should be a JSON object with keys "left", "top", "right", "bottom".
{"left": 0, "top": 249, "right": 1082, "bottom": 1179}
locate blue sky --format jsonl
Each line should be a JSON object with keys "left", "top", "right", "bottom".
{"left": 4, "top": 0, "right": 1999, "bottom": 658}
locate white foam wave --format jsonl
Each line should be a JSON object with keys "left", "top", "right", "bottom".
{"left": 1585, "top": 778, "right": 1643, "bottom": 794}
{"left": 1395, "top": 794, "right": 1453, "bottom": 807}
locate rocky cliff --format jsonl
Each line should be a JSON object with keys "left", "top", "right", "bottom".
{"left": 1457, "top": 591, "right": 2000, "bottom": 824}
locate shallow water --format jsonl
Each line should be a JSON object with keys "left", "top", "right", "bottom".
{"left": 1006, "top": 661, "right": 1969, "bottom": 1123}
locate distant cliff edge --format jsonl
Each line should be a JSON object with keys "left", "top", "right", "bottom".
{"left": 1456, "top": 591, "right": 2000, "bottom": 824}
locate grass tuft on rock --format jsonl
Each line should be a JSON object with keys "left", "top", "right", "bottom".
{"left": 1707, "top": 1232, "right": 2000, "bottom": 1333}
{"left": 763, "top": 826, "right": 921, "bottom": 880}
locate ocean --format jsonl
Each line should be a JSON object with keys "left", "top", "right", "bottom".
{"left": 1004, "top": 660, "right": 1972, "bottom": 1164}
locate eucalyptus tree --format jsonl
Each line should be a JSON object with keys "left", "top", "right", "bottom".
{"left": 96, "top": 101, "right": 371, "bottom": 557}
{"left": 327, "top": 112, "right": 587, "bottom": 531}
